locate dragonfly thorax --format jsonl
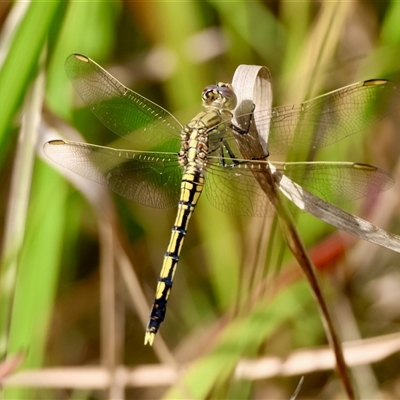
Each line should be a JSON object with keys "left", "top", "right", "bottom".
{"left": 178, "top": 123, "right": 209, "bottom": 169}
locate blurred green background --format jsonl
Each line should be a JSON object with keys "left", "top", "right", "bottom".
{"left": 1, "top": 1, "right": 400, "bottom": 399}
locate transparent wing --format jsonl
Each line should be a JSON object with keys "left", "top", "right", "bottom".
{"left": 204, "top": 157, "right": 394, "bottom": 217}
{"left": 44, "top": 140, "right": 182, "bottom": 209}
{"left": 230, "top": 79, "right": 398, "bottom": 155}
{"left": 65, "top": 54, "right": 182, "bottom": 151}
{"left": 205, "top": 161, "right": 274, "bottom": 217}
{"left": 275, "top": 161, "right": 394, "bottom": 203}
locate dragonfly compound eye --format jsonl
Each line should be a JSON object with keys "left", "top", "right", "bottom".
{"left": 202, "top": 85, "right": 218, "bottom": 102}
{"left": 216, "top": 83, "right": 237, "bottom": 110}
{"left": 202, "top": 83, "right": 237, "bottom": 110}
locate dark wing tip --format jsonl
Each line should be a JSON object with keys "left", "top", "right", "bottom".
{"left": 66, "top": 53, "right": 89, "bottom": 62}
{"left": 65, "top": 54, "right": 90, "bottom": 71}
{"left": 352, "top": 162, "right": 377, "bottom": 171}
{"left": 363, "top": 79, "right": 389, "bottom": 86}
{"left": 46, "top": 139, "right": 66, "bottom": 146}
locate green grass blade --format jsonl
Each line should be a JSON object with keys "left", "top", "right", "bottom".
{"left": 3, "top": 159, "right": 68, "bottom": 399}
{"left": 165, "top": 282, "right": 312, "bottom": 399}
{"left": 0, "top": 2, "right": 63, "bottom": 156}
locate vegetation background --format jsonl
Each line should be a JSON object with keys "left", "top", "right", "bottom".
{"left": 1, "top": 1, "right": 400, "bottom": 399}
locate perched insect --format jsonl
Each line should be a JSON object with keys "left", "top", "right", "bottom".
{"left": 45, "top": 54, "right": 395, "bottom": 344}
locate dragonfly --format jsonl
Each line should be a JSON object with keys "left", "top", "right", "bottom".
{"left": 44, "top": 54, "right": 396, "bottom": 345}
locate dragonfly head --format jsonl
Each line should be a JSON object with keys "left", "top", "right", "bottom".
{"left": 202, "top": 82, "right": 237, "bottom": 110}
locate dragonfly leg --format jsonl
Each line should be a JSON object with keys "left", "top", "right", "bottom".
{"left": 231, "top": 103, "right": 256, "bottom": 135}
{"left": 218, "top": 139, "right": 268, "bottom": 168}
{"left": 219, "top": 139, "right": 242, "bottom": 167}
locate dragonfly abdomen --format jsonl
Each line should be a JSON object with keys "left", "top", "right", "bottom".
{"left": 145, "top": 86, "right": 236, "bottom": 345}
{"left": 144, "top": 169, "right": 205, "bottom": 345}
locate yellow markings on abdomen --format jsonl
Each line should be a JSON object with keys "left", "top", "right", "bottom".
{"left": 145, "top": 169, "right": 204, "bottom": 345}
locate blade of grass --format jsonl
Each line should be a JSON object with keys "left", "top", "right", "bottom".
{"left": 232, "top": 65, "right": 356, "bottom": 399}
{"left": 0, "top": 48, "right": 68, "bottom": 399}
{"left": 0, "top": 2, "right": 64, "bottom": 157}
{"left": 165, "top": 281, "right": 311, "bottom": 399}
{"left": 4, "top": 158, "right": 68, "bottom": 400}
{"left": 0, "top": 53, "right": 46, "bottom": 358}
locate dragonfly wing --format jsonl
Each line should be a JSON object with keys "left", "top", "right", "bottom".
{"left": 252, "top": 79, "right": 398, "bottom": 155}
{"left": 205, "top": 160, "right": 274, "bottom": 217}
{"left": 65, "top": 54, "right": 182, "bottom": 151}
{"left": 274, "top": 161, "right": 394, "bottom": 205}
{"left": 205, "top": 157, "right": 394, "bottom": 217}
{"left": 44, "top": 140, "right": 182, "bottom": 209}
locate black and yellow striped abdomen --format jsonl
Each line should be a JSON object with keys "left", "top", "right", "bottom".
{"left": 144, "top": 167, "right": 205, "bottom": 345}
{"left": 144, "top": 83, "right": 236, "bottom": 346}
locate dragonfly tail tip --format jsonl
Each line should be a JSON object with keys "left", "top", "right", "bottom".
{"left": 144, "top": 332, "right": 155, "bottom": 346}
